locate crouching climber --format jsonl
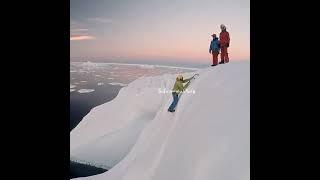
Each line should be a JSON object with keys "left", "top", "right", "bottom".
{"left": 168, "top": 75, "right": 193, "bottom": 112}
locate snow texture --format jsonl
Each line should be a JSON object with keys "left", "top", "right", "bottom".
{"left": 71, "top": 62, "right": 249, "bottom": 180}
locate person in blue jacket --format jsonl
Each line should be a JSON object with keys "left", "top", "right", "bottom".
{"left": 209, "top": 33, "right": 220, "bottom": 66}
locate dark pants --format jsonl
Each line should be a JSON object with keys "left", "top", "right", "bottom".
{"left": 168, "top": 92, "right": 179, "bottom": 111}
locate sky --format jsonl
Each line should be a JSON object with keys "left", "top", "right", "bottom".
{"left": 70, "top": 0, "right": 250, "bottom": 65}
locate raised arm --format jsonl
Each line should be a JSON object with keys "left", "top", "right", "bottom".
{"left": 182, "top": 77, "right": 192, "bottom": 83}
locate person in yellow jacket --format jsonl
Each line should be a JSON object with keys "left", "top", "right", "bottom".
{"left": 168, "top": 75, "right": 193, "bottom": 112}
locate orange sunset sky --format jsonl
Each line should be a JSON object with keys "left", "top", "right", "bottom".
{"left": 71, "top": 0, "right": 249, "bottom": 65}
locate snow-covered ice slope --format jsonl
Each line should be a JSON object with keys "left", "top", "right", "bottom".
{"left": 70, "top": 73, "right": 182, "bottom": 168}
{"left": 71, "top": 61, "right": 250, "bottom": 180}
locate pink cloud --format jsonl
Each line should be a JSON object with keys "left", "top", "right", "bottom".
{"left": 70, "top": 35, "right": 96, "bottom": 41}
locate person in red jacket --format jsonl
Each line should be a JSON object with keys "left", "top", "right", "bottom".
{"left": 219, "top": 24, "right": 230, "bottom": 64}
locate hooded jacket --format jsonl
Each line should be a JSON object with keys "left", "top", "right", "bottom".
{"left": 172, "top": 77, "right": 192, "bottom": 94}
{"left": 209, "top": 37, "right": 220, "bottom": 53}
{"left": 219, "top": 30, "right": 230, "bottom": 46}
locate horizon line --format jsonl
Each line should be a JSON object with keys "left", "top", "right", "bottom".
{"left": 71, "top": 61, "right": 202, "bottom": 70}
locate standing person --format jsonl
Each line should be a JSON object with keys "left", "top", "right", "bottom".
{"left": 219, "top": 24, "right": 230, "bottom": 64}
{"left": 209, "top": 33, "right": 220, "bottom": 66}
{"left": 168, "top": 75, "right": 193, "bottom": 112}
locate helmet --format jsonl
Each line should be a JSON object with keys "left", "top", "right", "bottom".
{"left": 177, "top": 75, "right": 183, "bottom": 81}
{"left": 211, "top": 33, "right": 216, "bottom": 37}
{"left": 220, "top": 24, "right": 226, "bottom": 30}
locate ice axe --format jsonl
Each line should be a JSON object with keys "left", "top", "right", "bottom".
{"left": 183, "top": 73, "right": 199, "bottom": 91}
{"left": 192, "top": 73, "right": 199, "bottom": 79}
